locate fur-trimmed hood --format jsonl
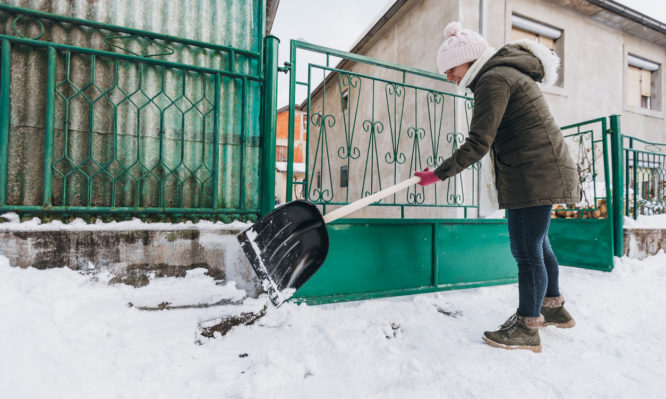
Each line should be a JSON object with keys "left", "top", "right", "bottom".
{"left": 466, "top": 39, "right": 560, "bottom": 91}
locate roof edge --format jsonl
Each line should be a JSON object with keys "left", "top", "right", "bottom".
{"left": 586, "top": 0, "right": 666, "bottom": 35}
{"left": 265, "top": 0, "right": 280, "bottom": 34}
{"left": 346, "top": 0, "right": 410, "bottom": 54}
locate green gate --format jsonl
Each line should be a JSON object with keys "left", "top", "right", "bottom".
{"left": 623, "top": 134, "right": 666, "bottom": 218}
{"left": 282, "top": 40, "right": 621, "bottom": 304}
{"left": 0, "top": 4, "right": 275, "bottom": 222}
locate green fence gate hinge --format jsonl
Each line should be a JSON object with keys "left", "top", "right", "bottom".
{"left": 278, "top": 62, "right": 291, "bottom": 73}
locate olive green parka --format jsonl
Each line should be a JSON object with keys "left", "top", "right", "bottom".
{"left": 434, "top": 41, "right": 581, "bottom": 209}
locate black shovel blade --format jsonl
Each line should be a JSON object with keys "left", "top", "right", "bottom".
{"left": 237, "top": 200, "right": 329, "bottom": 307}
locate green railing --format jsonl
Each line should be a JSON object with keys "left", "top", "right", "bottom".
{"left": 0, "top": 5, "right": 271, "bottom": 222}
{"left": 558, "top": 117, "right": 612, "bottom": 215}
{"left": 286, "top": 40, "right": 479, "bottom": 218}
{"left": 624, "top": 135, "right": 666, "bottom": 218}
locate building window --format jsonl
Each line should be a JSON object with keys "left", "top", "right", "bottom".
{"left": 627, "top": 54, "right": 660, "bottom": 111}
{"left": 340, "top": 166, "right": 348, "bottom": 188}
{"left": 341, "top": 89, "right": 349, "bottom": 112}
{"left": 511, "top": 14, "right": 563, "bottom": 87}
{"left": 276, "top": 145, "right": 288, "bottom": 162}
{"left": 302, "top": 113, "right": 307, "bottom": 138}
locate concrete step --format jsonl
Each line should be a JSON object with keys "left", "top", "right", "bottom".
{"left": 624, "top": 228, "right": 666, "bottom": 260}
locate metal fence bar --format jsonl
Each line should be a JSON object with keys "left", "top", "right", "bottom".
{"left": 0, "top": 4, "right": 260, "bottom": 58}
{"left": 291, "top": 40, "right": 448, "bottom": 83}
{"left": 260, "top": 35, "right": 278, "bottom": 215}
{"left": 0, "top": 39, "right": 10, "bottom": 206}
{"left": 625, "top": 137, "right": 632, "bottom": 216}
{"left": 42, "top": 46, "right": 56, "bottom": 206}
{"left": 285, "top": 39, "right": 296, "bottom": 202}
{"left": 240, "top": 76, "right": 247, "bottom": 210}
{"left": 609, "top": 114, "right": 624, "bottom": 257}
{"left": 633, "top": 149, "right": 638, "bottom": 219}
{"left": 623, "top": 144, "right": 666, "bottom": 218}
{"left": 0, "top": 34, "right": 262, "bottom": 82}
{"left": 211, "top": 72, "right": 221, "bottom": 209}
{"left": 601, "top": 117, "right": 614, "bottom": 251}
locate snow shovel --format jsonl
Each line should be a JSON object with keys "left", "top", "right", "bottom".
{"left": 237, "top": 176, "right": 421, "bottom": 306}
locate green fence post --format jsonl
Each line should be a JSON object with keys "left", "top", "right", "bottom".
{"left": 609, "top": 114, "right": 624, "bottom": 257}
{"left": 0, "top": 40, "right": 10, "bottom": 207}
{"left": 43, "top": 46, "right": 56, "bottom": 207}
{"left": 286, "top": 40, "right": 296, "bottom": 203}
{"left": 260, "top": 35, "right": 279, "bottom": 216}
{"left": 212, "top": 73, "right": 221, "bottom": 210}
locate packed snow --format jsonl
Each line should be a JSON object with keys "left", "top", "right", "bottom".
{"left": 2, "top": 251, "right": 666, "bottom": 398}
{"left": 624, "top": 214, "right": 666, "bottom": 229}
{"left": 0, "top": 212, "right": 251, "bottom": 231}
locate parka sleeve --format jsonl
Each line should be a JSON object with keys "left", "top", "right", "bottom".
{"left": 433, "top": 74, "right": 511, "bottom": 180}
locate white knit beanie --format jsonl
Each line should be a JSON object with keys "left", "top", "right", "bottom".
{"left": 436, "top": 22, "right": 488, "bottom": 74}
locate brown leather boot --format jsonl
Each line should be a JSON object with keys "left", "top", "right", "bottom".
{"left": 541, "top": 296, "right": 576, "bottom": 328}
{"left": 483, "top": 313, "right": 543, "bottom": 353}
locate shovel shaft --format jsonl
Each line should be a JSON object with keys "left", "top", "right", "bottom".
{"left": 322, "top": 176, "right": 422, "bottom": 223}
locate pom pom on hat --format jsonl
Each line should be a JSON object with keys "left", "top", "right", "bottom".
{"left": 443, "top": 21, "right": 462, "bottom": 39}
{"left": 436, "top": 22, "right": 488, "bottom": 75}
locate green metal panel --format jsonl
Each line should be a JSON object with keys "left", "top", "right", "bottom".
{"left": 0, "top": 4, "right": 266, "bottom": 222}
{"left": 436, "top": 221, "right": 516, "bottom": 286}
{"left": 293, "top": 220, "right": 517, "bottom": 304}
{"left": 292, "top": 217, "right": 614, "bottom": 304}
{"left": 294, "top": 221, "right": 433, "bottom": 299}
{"left": 549, "top": 219, "right": 614, "bottom": 271}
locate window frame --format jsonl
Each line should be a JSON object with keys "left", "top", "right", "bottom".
{"left": 340, "top": 165, "right": 348, "bottom": 188}
{"left": 627, "top": 53, "right": 660, "bottom": 112}
{"left": 510, "top": 14, "right": 564, "bottom": 87}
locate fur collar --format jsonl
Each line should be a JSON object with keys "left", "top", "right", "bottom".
{"left": 461, "top": 39, "right": 560, "bottom": 90}
{"left": 509, "top": 39, "right": 560, "bottom": 87}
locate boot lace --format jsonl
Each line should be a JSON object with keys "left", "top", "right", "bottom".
{"left": 498, "top": 313, "right": 519, "bottom": 333}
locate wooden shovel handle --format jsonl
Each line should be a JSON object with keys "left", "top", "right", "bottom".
{"left": 322, "top": 176, "right": 422, "bottom": 224}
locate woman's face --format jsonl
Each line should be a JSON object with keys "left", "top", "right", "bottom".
{"left": 445, "top": 63, "right": 471, "bottom": 86}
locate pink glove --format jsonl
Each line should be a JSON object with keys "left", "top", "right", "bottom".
{"left": 414, "top": 167, "right": 440, "bottom": 186}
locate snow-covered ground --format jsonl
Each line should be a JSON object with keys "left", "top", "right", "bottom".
{"left": 0, "top": 212, "right": 251, "bottom": 231}
{"left": 624, "top": 214, "right": 666, "bottom": 228}
{"left": 2, "top": 250, "right": 666, "bottom": 399}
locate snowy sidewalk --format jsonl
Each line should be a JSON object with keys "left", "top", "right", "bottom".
{"left": 1, "top": 252, "right": 665, "bottom": 399}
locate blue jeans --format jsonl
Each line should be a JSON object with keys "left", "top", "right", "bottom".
{"left": 507, "top": 205, "right": 561, "bottom": 318}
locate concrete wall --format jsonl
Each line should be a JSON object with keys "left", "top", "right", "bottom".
{"left": 0, "top": 225, "right": 263, "bottom": 296}
{"left": 624, "top": 228, "right": 666, "bottom": 259}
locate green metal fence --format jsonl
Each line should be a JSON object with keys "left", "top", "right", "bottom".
{"left": 0, "top": 4, "right": 272, "bottom": 222}
{"left": 282, "top": 40, "right": 620, "bottom": 304}
{"left": 286, "top": 40, "right": 480, "bottom": 220}
{"left": 624, "top": 134, "right": 666, "bottom": 218}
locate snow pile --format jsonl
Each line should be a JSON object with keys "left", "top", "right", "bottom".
{"left": 2, "top": 253, "right": 666, "bottom": 398}
{"left": 0, "top": 212, "right": 251, "bottom": 231}
{"left": 624, "top": 214, "right": 666, "bottom": 229}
